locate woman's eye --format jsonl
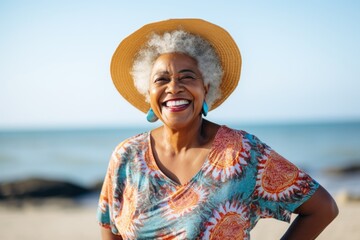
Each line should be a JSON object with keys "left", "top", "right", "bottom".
{"left": 154, "top": 77, "right": 169, "bottom": 83}
{"left": 179, "top": 75, "right": 195, "bottom": 81}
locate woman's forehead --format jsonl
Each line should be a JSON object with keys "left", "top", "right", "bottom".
{"left": 151, "top": 53, "right": 200, "bottom": 74}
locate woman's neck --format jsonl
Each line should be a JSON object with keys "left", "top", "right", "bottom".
{"left": 159, "top": 118, "right": 207, "bottom": 154}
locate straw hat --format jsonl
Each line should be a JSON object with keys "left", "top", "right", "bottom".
{"left": 110, "top": 18, "right": 241, "bottom": 113}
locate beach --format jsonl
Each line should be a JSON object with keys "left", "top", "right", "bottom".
{"left": 0, "top": 196, "right": 359, "bottom": 240}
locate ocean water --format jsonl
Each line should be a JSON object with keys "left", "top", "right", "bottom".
{"left": 1, "top": 121, "right": 359, "bottom": 196}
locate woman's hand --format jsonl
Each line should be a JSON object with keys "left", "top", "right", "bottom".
{"left": 281, "top": 185, "right": 339, "bottom": 240}
{"left": 100, "top": 227, "right": 123, "bottom": 240}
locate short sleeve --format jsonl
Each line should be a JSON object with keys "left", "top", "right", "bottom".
{"left": 250, "top": 136, "right": 319, "bottom": 223}
{"left": 97, "top": 149, "right": 121, "bottom": 234}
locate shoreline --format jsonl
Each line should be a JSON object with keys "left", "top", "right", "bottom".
{"left": 2, "top": 174, "right": 359, "bottom": 205}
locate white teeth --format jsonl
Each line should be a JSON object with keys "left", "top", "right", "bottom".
{"left": 166, "top": 100, "right": 190, "bottom": 107}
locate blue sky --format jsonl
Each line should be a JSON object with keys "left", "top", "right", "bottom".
{"left": 1, "top": 0, "right": 359, "bottom": 129}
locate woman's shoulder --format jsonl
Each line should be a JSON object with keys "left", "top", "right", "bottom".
{"left": 215, "top": 125, "right": 270, "bottom": 153}
{"left": 113, "top": 131, "right": 150, "bottom": 153}
{"left": 217, "top": 125, "right": 258, "bottom": 142}
{"left": 107, "top": 132, "right": 150, "bottom": 168}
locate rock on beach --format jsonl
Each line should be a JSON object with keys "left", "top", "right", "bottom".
{"left": 0, "top": 177, "right": 92, "bottom": 200}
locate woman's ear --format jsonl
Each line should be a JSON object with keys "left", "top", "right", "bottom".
{"left": 204, "top": 84, "right": 209, "bottom": 95}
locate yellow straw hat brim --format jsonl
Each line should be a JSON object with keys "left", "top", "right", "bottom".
{"left": 110, "top": 18, "right": 241, "bottom": 113}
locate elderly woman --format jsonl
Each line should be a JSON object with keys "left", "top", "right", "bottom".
{"left": 97, "top": 19, "right": 338, "bottom": 240}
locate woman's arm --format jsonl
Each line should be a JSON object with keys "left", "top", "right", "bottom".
{"left": 281, "top": 185, "right": 339, "bottom": 240}
{"left": 101, "top": 227, "right": 123, "bottom": 240}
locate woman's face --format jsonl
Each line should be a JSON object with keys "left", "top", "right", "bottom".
{"left": 149, "top": 53, "right": 208, "bottom": 129}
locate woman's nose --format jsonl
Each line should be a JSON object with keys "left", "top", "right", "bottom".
{"left": 166, "top": 78, "right": 183, "bottom": 94}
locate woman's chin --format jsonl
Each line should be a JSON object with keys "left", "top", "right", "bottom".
{"left": 161, "top": 113, "right": 201, "bottom": 130}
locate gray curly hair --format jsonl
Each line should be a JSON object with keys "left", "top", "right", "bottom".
{"left": 131, "top": 30, "right": 223, "bottom": 109}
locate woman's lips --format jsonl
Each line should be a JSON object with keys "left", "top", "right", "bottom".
{"left": 163, "top": 99, "right": 191, "bottom": 112}
{"left": 164, "top": 99, "right": 190, "bottom": 107}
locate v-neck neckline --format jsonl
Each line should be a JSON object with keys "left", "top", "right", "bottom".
{"left": 146, "top": 125, "right": 225, "bottom": 187}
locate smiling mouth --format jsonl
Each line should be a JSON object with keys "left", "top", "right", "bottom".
{"left": 164, "top": 99, "right": 190, "bottom": 107}
{"left": 162, "top": 99, "right": 191, "bottom": 112}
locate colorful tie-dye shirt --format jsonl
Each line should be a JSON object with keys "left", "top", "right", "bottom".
{"left": 97, "top": 126, "right": 319, "bottom": 239}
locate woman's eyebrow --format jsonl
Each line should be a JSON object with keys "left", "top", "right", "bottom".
{"left": 153, "top": 71, "right": 170, "bottom": 75}
{"left": 154, "top": 69, "right": 196, "bottom": 75}
{"left": 178, "top": 69, "right": 196, "bottom": 74}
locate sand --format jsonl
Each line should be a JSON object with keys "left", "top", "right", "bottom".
{"left": 0, "top": 199, "right": 359, "bottom": 240}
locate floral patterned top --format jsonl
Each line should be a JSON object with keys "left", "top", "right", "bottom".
{"left": 97, "top": 126, "right": 319, "bottom": 239}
